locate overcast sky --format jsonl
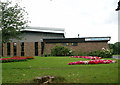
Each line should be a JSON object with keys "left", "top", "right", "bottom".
{"left": 12, "top": 0, "right": 119, "bottom": 43}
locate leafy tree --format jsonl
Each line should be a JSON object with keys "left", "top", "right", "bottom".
{"left": 109, "top": 42, "right": 120, "bottom": 55}
{"left": 0, "top": 1, "right": 29, "bottom": 43}
{"left": 113, "top": 42, "right": 120, "bottom": 55}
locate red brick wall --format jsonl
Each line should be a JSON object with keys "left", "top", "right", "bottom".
{"left": 22, "top": 42, "right": 41, "bottom": 56}
{"left": 24, "top": 42, "right": 35, "bottom": 56}
{"left": 2, "top": 43, "right": 7, "bottom": 57}
{"left": 43, "top": 43, "right": 62, "bottom": 54}
{"left": 17, "top": 42, "right": 21, "bottom": 56}
{"left": 43, "top": 42, "right": 109, "bottom": 55}
{"left": 2, "top": 42, "right": 42, "bottom": 57}
{"left": 2, "top": 41, "right": 109, "bottom": 57}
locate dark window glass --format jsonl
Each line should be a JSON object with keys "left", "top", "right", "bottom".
{"left": 35, "top": 42, "right": 38, "bottom": 56}
{"left": 7, "top": 43, "right": 10, "bottom": 56}
{"left": 41, "top": 42, "right": 44, "bottom": 55}
{"left": 2, "top": 44, "right": 3, "bottom": 56}
{"left": 63, "top": 43, "right": 69, "bottom": 46}
{"left": 72, "top": 43, "right": 78, "bottom": 46}
{"left": 21, "top": 42, "right": 24, "bottom": 56}
{"left": 13, "top": 42, "right": 17, "bottom": 56}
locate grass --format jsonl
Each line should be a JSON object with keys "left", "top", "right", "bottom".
{"left": 2, "top": 56, "right": 119, "bottom": 83}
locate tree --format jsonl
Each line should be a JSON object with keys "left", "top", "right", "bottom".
{"left": 0, "top": 1, "right": 29, "bottom": 43}
{"left": 113, "top": 42, "right": 120, "bottom": 54}
{"left": 109, "top": 42, "right": 120, "bottom": 55}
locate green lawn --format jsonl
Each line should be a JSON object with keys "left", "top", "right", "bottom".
{"left": 2, "top": 56, "right": 119, "bottom": 83}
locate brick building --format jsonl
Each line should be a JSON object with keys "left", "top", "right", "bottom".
{"left": 2, "top": 27, "right": 111, "bottom": 57}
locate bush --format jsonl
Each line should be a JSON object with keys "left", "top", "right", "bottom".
{"left": 109, "top": 42, "right": 120, "bottom": 55}
{"left": 72, "top": 51, "right": 88, "bottom": 56}
{"left": 88, "top": 48, "right": 113, "bottom": 58}
{"left": 51, "top": 46, "right": 72, "bottom": 56}
{"left": 42, "top": 54, "right": 51, "bottom": 57}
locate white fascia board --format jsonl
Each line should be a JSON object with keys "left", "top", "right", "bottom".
{"left": 22, "top": 29, "right": 65, "bottom": 34}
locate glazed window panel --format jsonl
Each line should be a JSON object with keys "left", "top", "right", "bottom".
{"left": 66, "top": 43, "right": 69, "bottom": 46}
{"left": 72, "top": 43, "right": 78, "bottom": 46}
{"left": 63, "top": 43, "right": 69, "bottom": 46}
{"left": 35, "top": 42, "right": 38, "bottom": 56}
{"left": 13, "top": 42, "right": 17, "bottom": 56}
{"left": 21, "top": 42, "right": 24, "bottom": 56}
{"left": 7, "top": 43, "right": 10, "bottom": 56}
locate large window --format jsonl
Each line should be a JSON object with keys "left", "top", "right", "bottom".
{"left": 35, "top": 42, "right": 38, "bottom": 56}
{"left": 7, "top": 43, "right": 10, "bottom": 56}
{"left": 13, "top": 42, "right": 17, "bottom": 56}
{"left": 21, "top": 42, "right": 24, "bottom": 56}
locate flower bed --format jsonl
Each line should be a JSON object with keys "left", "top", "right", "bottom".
{"left": 70, "top": 56, "right": 102, "bottom": 60}
{"left": 0, "top": 56, "right": 34, "bottom": 63}
{"left": 11, "top": 56, "right": 34, "bottom": 59}
{"left": 68, "top": 56, "right": 116, "bottom": 65}
{"left": 68, "top": 60, "right": 116, "bottom": 65}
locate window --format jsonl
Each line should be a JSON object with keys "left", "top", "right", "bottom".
{"left": 85, "top": 37, "right": 110, "bottom": 41}
{"left": 21, "top": 42, "right": 24, "bottom": 56}
{"left": 63, "top": 43, "right": 69, "bottom": 46}
{"left": 72, "top": 43, "right": 78, "bottom": 46}
{"left": 63, "top": 43, "right": 78, "bottom": 46}
{"left": 7, "top": 43, "right": 10, "bottom": 56}
{"left": 35, "top": 42, "right": 38, "bottom": 56}
{"left": 13, "top": 42, "right": 17, "bottom": 56}
{"left": 2, "top": 44, "right": 3, "bottom": 56}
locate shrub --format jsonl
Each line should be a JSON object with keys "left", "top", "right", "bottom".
{"left": 51, "top": 46, "right": 72, "bottom": 56}
{"left": 42, "top": 54, "right": 51, "bottom": 57}
{"left": 109, "top": 42, "right": 120, "bottom": 55}
{"left": 88, "top": 48, "right": 113, "bottom": 58}
{"left": 72, "top": 51, "right": 88, "bottom": 56}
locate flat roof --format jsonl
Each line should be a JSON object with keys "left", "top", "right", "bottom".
{"left": 43, "top": 37, "right": 111, "bottom": 43}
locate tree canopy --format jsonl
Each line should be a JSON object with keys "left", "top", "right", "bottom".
{"left": 109, "top": 42, "right": 120, "bottom": 55}
{"left": 0, "top": 1, "right": 29, "bottom": 43}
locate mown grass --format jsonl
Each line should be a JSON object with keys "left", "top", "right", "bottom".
{"left": 2, "top": 56, "right": 119, "bottom": 83}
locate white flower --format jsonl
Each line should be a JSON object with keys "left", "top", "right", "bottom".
{"left": 84, "top": 61, "right": 88, "bottom": 64}
{"left": 112, "top": 60, "right": 116, "bottom": 63}
{"left": 102, "top": 48, "right": 105, "bottom": 50}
